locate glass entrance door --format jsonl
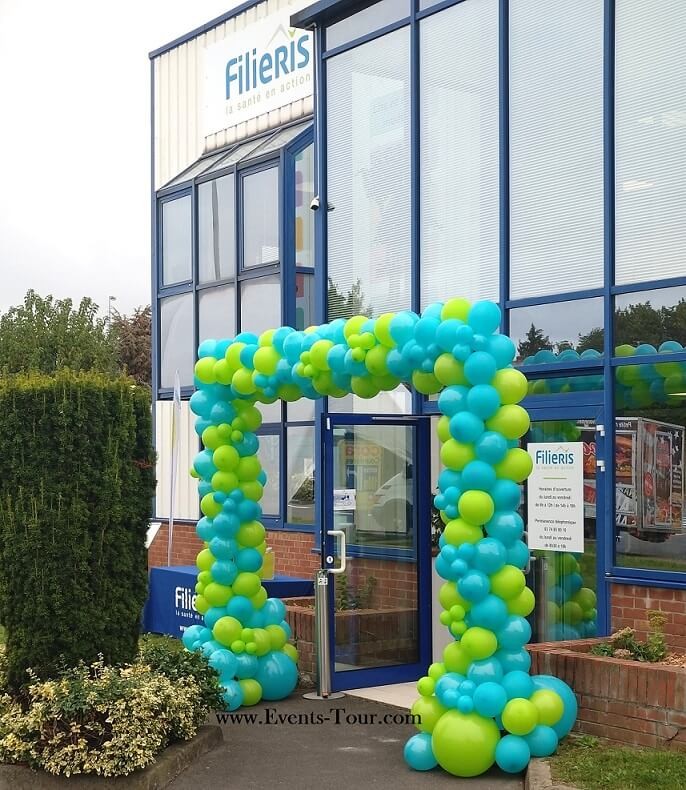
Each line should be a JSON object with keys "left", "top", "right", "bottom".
{"left": 523, "top": 406, "right": 608, "bottom": 641}
{"left": 323, "top": 416, "right": 431, "bottom": 691}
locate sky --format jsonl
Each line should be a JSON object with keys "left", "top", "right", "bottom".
{"left": 0, "top": 0, "right": 240, "bottom": 318}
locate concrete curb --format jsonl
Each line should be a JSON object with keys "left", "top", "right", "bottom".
{"left": 0, "top": 725, "right": 223, "bottom": 790}
{"left": 525, "top": 758, "right": 578, "bottom": 790}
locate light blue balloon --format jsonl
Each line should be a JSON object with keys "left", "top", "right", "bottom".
{"left": 236, "top": 548, "right": 263, "bottom": 573}
{"left": 461, "top": 460, "right": 497, "bottom": 492}
{"left": 464, "top": 351, "right": 497, "bottom": 385}
{"left": 213, "top": 512, "right": 240, "bottom": 539}
{"left": 209, "top": 537, "right": 238, "bottom": 561}
{"left": 209, "top": 648, "right": 239, "bottom": 679}
{"left": 449, "top": 411, "right": 485, "bottom": 443}
{"left": 468, "top": 301, "right": 502, "bottom": 335}
{"left": 506, "top": 540, "right": 530, "bottom": 570}
{"left": 198, "top": 339, "right": 218, "bottom": 358}
{"left": 491, "top": 479, "right": 522, "bottom": 511}
{"left": 222, "top": 679, "right": 244, "bottom": 711}
{"left": 235, "top": 653, "right": 259, "bottom": 679}
{"left": 435, "top": 672, "right": 464, "bottom": 706}
{"left": 467, "top": 385, "right": 501, "bottom": 420}
{"left": 496, "top": 735, "right": 531, "bottom": 773}
{"left": 487, "top": 334, "right": 516, "bottom": 368}
{"left": 438, "top": 385, "right": 469, "bottom": 417}
{"left": 497, "top": 616, "right": 532, "bottom": 651}
{"left": 390, "top": 311, "right": 418, "bottom": 345}
{"left": 473, "top": 681, "right": 508, "bottom": 717}
{"left": 256, "top": 651, "right": 299, "bottom": 700}
{"left": 496, "top": 648, "right": 531, "bottom": 674}
{"left": 404, "top": 733, "right": 437, "bottom": 771}
{"left": 502, "top": 670, "right": 534, "bottom": 700}
{"left": 225, "top": 595, "right": 253, "bottom": 622}
{"left": 467, "top": 657, "right": 504, "bottom": 686}
{"left": 182, "top": 624, "right": 208, "bottom": 651}
{"left": 469, "top": 595, "right": 509, "bottom": 632}
{"left": 196, "top": 517, "right": 215, "bottom": 542}
{"left": 414, "top": 317, "right": 440, "bottom": 347}
{"left": 525, "top": 725, "right": 559, "bottom": 757}
{"left": 473, "top": 538, "right": 507, "bottom": 574}
{"left": 204, "top": 606, "right": 227, "bottom": 630}
{"left": 211, "top": 560, "right": 238, "bottom": 586}
{"left": 458, "top": 570, "right": 491, "bottom": 602}
{"left": 435, "top": 319, "right": 461, "bottom": 351}
{"left": 262, "top": 598, "right": 287, "bottom": 624}
{"left": 189, "top": 390, "right": 213, "bottom": 418}
{"left": 485, "top": 511, "right": 524, "bottom": 546}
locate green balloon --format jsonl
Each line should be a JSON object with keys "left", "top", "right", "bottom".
{"left": 204, "top": 582, "right": 232, "bottom": 607}
{"left": 493, "top": 368, "right": 528, "bottom": 404}
{"left": 239, "top": 678, "right": 263, "bottom": 706}
{"left": 494, "top": 448, "right": 533, "bottom": 482}
{"left": 233, "top": 572, "right": 261, "bottom": 598}
{"left": 364, "top": 345, "right": 389, "bottom": 376}
{"left": 213, "top": 616, "right": 243, "bottom": 647}
{"left": 196, "top": 548, "right": 215, "bottom": 572}
{"left": 502, "top": 698, "right": 539, "bottom": 736}
{"left": 195, "top": 357, "right": 217, "bottom": 384}
{"left": 237, "top": 521, "right": 265, "bottom": 547}
{"left": 461, "top": 627, "right": 497, "bottom": 660}
{"left": 489, "top": 565, "right": 526, "bottom": 601}
{"left": 411, "top": 695, "right": 447, "bottom": 734}
{"left": 412, "top": 371, "right": 443, "bottom": 395}
{"left": 200, "top": 492, "right": 222, "bottom": 518}
{"left": 213, "top": 445, "right": 240, "bottom": 472}
{"left": 431, "top": 710, "right": 500, "bottom": 777}
{"left": 486, "top": 405, "right": 530, "bottom": 440}
{"left": 458, "top": 491, "right": 495, "bottom": 526}
{"left": 440, "top": 439, "right": 476, "bottom": 471}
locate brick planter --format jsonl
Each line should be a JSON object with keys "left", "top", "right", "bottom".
{"left": 285, "top": 598, "right": 417, "bottom": 678}
{"left": 529, "top": 638, "right": 686, "bottom": 750}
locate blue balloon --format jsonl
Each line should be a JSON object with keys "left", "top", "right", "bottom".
{"left": 467, "top": 657, "right": 503, "bottom": 686}
{"left": 193, "top": 450, "right": 217, "bottom": 480}
{"left": 283, "top": 332, "right": 304, "bottom": 363}
{"left": 435, "top": 673, "right": 464, "bottom": 706}
{"left": 213, "top": 512, "right": 240, "bottom": 538}
{"left": 469, "top": 595, "right": 509, "bottom": 632}
{"left": 435, "top": 319, "right": 461, "bottom": 351}
{"left": 262, "top": 598, "right": 287, "bottom": 624}
{"left": 462, "top": 460, "right": 497, "bottom": 492}
{"left": 222, "top": 679, "right": 244, "bottom": 711}
{"left": 475, "top": 432, "right": 508, "bottom": 467}
{"left": 496, "top": 648, "right": 531, "bottom": 674}
{"left": 386, "top": 349, "right": 411, "bottom": 378}
{"left": 390, "top": 311, "right": 418, "bottom": 345}
{"left": 490, "top": 479, "right": 522, "bottom": 511}
{"left": 458, "top": 570, "right": 491, "bottom": 602}
{"left": 497, "top": 616, "right": 532, "bottom": 651}
{"left": 502, "top": 670, "right": 534, "bottom": 700}
{"left": 196, "top": 517, "right": 216, "bottom": 542}
{"left": 438, "top": 385, "right": 469, "bottom": 417}
{"left": 256, "top": 651, "right": 299, "bottom": 700}
{"left": 200, "top": 639, "right": 223, "bottom": 659}
{"left": 506, "top": 540, "right": 530, "bottom": 570}
{"left": 531, "top": 675, "right": 578, "bottom": 738}
{"left": 449, "top": 411, "right": 485, "bottom": 443}
{"left": 496, "top": 735, "right": 531, "bottom": 773}
{"left": 209, "top": 648, "right": 239, "bottom": 679}
{"left": 280, "top": 620, "right": 292, "bottom": 640}
{"left": 525, "top": 725, "right": 559, "bottom": 757}
{"left": 211, "top": 560, "right": 238, "bottom": 586}
{"left": 226, "top": 595, "right": 254, "bottom": 622}
{"left": 485, "top": 511, "right": 524, "bottom": 546}
{"left": 487, "top": 334, "right": 516, "bottom": 368}
{"left": 438, "top": 468, "right": 462, "bottom": 491}
{"left": 182, "top": 625, "right": 208, "bottom": 650}
{"left": 204, "top": 606, "right": 227, "bottom": 630}
{"left": 464, "top": 351, "right": 497, "bottom": 385}
{"left": 189, "top": 390, "right": 213, "bottom": 418}
{"left": 457, "top": 695, "right": 474, "bottom": 714}
{"left": 245, "top": 608, "right": 267, "bottom": 628}
{"left": 468, "top": 301, "right": 502, "bottom": 335}
{"left": 414, "top": 317, "right": 440, "bottom": 347}
{"left": 235, "top": 652, "right": 259, "bottom": 679}
{"left": 198, "top": 481, "right": 213, "bottom": 498}
{"left": 238, "top": 498, "right": 261, "bottom": 521}
{"left": 209, "top": 537, "right": 238, "bottom": 560}
{"left": 473, "top": 538, "right": 507, "bottom": 575}
{"left": 473, "top": 681, "right": 508, "bottom": 717}
{"left": 404, "top": 732, "right": 438, "bottom": 772}
{"left": 236, "top": 548, "right": 263, "bottom": 572}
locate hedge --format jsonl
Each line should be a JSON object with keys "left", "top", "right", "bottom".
{"left": 0, "top": 371, "right": 155, "bottom": 689}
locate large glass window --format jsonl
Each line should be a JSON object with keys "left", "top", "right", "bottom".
{"left": 198, "top": 285, "right": 236, "bottom": 343}
{"left": 420, "top": 0, "right": 499, "bottom": 307}
{"left": 614, "top": 369, "right": 686, "bottom": 574}
{"left": 295, "top": 144, "right": 315, "bottom": 269}
{"left": 198, "top": 175, "right": 235, "bottom": 283}
{"left": 160, "top": 293, "right": 194, "bottom": 388}
{"left": 240, "top": 275, "right": 281, "bottom": 337}
{"left": 243, "top": 167, "right": 279, "bottom": 268}
{"left": 615, "top": 1, "right": 686, "bottom": 285}
{"left": 258, "top": 433, "right": 280, "bottom": 517}
{"left": 509, "top": 0, "right": 604, "bottom": 298}
{"left": 295, "top": 273, "right": 314, "bottom": 331}
{"left": 326, "top": 27, "right": 411, "bottom": 320}
{"left": 325, "top": 0, "right": 409, "bottom": 51}
{"left": 287, "top": 427, "right": 315, "bottom": 524}
{"left": 509, "top": 298, "right": 604, "bottom": 365}
{"left": 615, "top": 285, "right": 686, "bottom": 350}
{"left": 161, "top": 196, "right": 192, "bottom": 286}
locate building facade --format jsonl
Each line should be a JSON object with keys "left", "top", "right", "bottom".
{"left": 151, "top": 0, "right": 686, "bottom": 689}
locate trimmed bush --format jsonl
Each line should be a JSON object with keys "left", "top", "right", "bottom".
{"left": 0, "top": 371, "right": 155, "bottom": 689}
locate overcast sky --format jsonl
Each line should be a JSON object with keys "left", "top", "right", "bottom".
{"left": 0, "top": 0, "right": 239, "bottom": 317}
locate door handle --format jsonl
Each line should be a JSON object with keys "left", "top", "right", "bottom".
{"left": 327, "top": 529, "right": 347, "bottom": 574}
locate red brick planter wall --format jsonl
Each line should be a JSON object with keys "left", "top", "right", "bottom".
{"left": 529, "top": 638, "right": 686, "bottom": 750}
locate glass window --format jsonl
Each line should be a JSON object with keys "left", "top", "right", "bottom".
{"left": 287, "top": 426, "right": 315, "bottom": 524}
{"left": 329, "top": 384, "right": 412, "bottom": 415}
{"left": 420, "top": 0, "right": 499, "bottom": 307}
{"left": 160, "top": 293, "right": 194, "bottom": 388}
{"left": 198, "top": 285, "right": 236, "bottom": 344}
{"left": 509, "top": 298, "right": 604, "bottom": 365}
{"left": 199, "top": 175, "right": 235, "bottom": 283}
{"left": 164, "top": 150, "right": 229, "bottom": 188}
{"left": 509, "top": 0, "right": 604, "bottom": 298}
{"left": 240, "top": 275, "right": 281, "bottom": 337}
{"left": 243, "top": 167, "right": 279, "bottom": 268}
{"left": 615, "top": 286, "right": 686, "bottom": 351}
{"left": 258, "top": 433, "right": 280, "bottom": 516}
{"left": 327, "top": 27, "right": 411, "bottom": 320}
{"left": 287, "top": 398, "right": 315, "bottom": 422}
{"left": 614, "top": 376, "right": 686, "bottom": 574}
{"left": 615, "top": 1, "right": 686, "bottom": 285}
{"left": 325, "top": 0, "right": 409, "bottom": 51}
{"left": 295, "top": 144, "right": 315, "bottom": 268}
{"left": 161, "top": 196, "right": 192, "bottom": 286}
{"left": 525, "top": 372, "right": 603, "bottom": 398}
{"left": 295, "top": 273, "right": 314, "bottom": 331}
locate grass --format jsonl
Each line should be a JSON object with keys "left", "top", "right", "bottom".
{"left": 551, "top": 736, "right": 686, "bottom": 790}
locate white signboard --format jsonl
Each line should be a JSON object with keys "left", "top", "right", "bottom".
{"left": 203, "top": 10, "right": 313, "bottom": 137}
{"left": 527, "top": 442, "right": 585, "bottom": 553}
{"left": 333, "top": 489, "right": 356, "bottom": 511}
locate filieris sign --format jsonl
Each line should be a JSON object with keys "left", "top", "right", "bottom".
{"left": 203, "top": 11, "right": 313, "bottom": 137}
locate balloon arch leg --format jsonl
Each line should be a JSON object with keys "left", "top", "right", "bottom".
{"left": 183, "top": 297, "right": 577, "bottom": 778}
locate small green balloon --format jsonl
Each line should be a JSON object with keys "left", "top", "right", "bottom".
{"left": 200, "top": 493, "right": 222, "bottom": 518}
{"left": 233, "top": 572, "right": 261, "bottom": 598}
{"left": 195, "top": 357, "right": 217, "bottom": 384}
{"left": 502, "top": 698, "right": 539, "bottom": 736}
{"left": 458, "top": 491, "right": 495, "bottom": 526}
{"left": 239, "top": 678, "right": 263, "bottom": 706}
{"left": 411, "top": 695, "right": 447, "bottom": 734}
{"left": 213, "top": 616, "right": 243, "bottom": 647}
{"left": 196, "top": 548, "right": 215, "bottom": 572}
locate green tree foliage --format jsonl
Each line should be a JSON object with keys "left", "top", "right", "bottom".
{"left": 0, "top": 290, "right": 117, "bottom": 375}
{"left": 327, "top": 278, "right": 371, "bottom": 320}
{"left": 110, "top": 306, "right": 152, "bottom": 386}
{"left": 0, "top": 371, "right": 155, "bottom": 690}
{"left": 517, "top": 323, "right": 553, "bottom": 360}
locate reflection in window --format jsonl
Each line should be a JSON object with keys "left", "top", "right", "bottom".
{"left": 329, "top": 383, "right": 412, "bottom": 415}
{"left": 243, "top": 167, "right": 279, "bottom": 268}
{"left": 327, "top": 27, "right": 411, "bottom": 320}
{"left": 198, "top": 285, "right": 236, "bottom": 343}
{"left": 615, "top": 369, "right": 686, "bottom": 574}
{"left": 420, "top": 0, "right": 499, "bottom": 307}
{"left": 509, "top": 298, "right": 604, "bottom": 365}
{"left": 615, "top": 1, "right": 686, "bottom": 285}
{"left": 198, "top": 175, "right": 235, "bottom": 283}
{"left": 614, "top": 286, "right": 686, "bottom": 350}
{"left": 295, "top": 273, "right": 314, "bottom": 331}
{"left": 258, "top": 433, "right": 280, "bottom": 516}
{"left": 240, "top": 275, "right": 281, "bottom": 337}
{"left": 160, "top": 293, "right": 194, "bottom": 388}
{"left": 295, "top": 145, "right": 315, "bottom": 268}
{"left": 161, "top": 196, "right": 192, "bottom": 285}
{"left": 509, "top": 0, "right": 604, "bottom": 298}
{"left": 525, "top": 372, "right": 603, "bottom": 397}
{"left": 287, "top": 427, "right": 315, "bottom": 524}
{"left": 325, "top": 0, "right": 409, "bottom": 51}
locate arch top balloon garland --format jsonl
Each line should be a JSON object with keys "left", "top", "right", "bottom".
{"left": 184, "top": 297, "right": 577, "bottom": 778}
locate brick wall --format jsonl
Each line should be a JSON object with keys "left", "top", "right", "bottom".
{"left": 610, "top": 583, "right": 686, "bottom": 652}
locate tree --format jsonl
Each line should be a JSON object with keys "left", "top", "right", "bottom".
{"left": 576, "top": 327, "right": 604, "bottom": 355}
{"left": 327, "top": 278, "right": 371, "bottom": 320}
{"left": 517, "top": 323, "right": 553, "bottom": 360}
{"left": 0, "top": 290, "right": 117, "bottom": 375}
{"left": 111, "top": 306, "right": 151, "bottom": 386}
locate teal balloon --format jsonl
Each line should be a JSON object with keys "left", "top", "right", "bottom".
{"left": 469, "top": 594, "right": 509, "bottom": 631}
{"left": 473, "top": 681, "right": 507, "bottom": 717}
{"left": 476, "top": 431, "right": 508, "bottom": 464}
{"left": 468, "top": 301, "right": 501, "bottom": 334}
{"left": 496, "top": 735, "right": 531, "bottom": 773}
{"left": 222, "top": 680, "right": 244, "bottom": 711}
{"left": 525, "top": 725, "right": 559, "bottom": 757}
{"left": 495, "top": 648, "right": 531, "bottom": 674}
{"left": 462, "top": 461, "right": 497, "bottom": 492}
{"left": 532, "top": 675, "right": 577, "bottom": 738}
{"left": 235, "top": 653, "right": 259, "bottom": 679}
{"left": 404, "top": 733, "right": 438, "bottom": 771}
{"left": 502, "top": 670, "right": 534, "bottom": 700}
{"left": 209, "top": 648, "right": 239, "bottom": 679}
{"left": 497, "top": 617, "right": 532, "bottom": 651}
{"left": 473, "top": 538, "right": 507, "bottom": 574}
{"left": 490, "top": 480, "right": 522, "bottom": 511}
{"left": 467, "top": 385, "right": 501, "bottom": 419}
{"left": 464, "top": 351, "right": 497, "bottom": 385}
{"left": 182, "top": 625, "right": 208, "bottom": 650}
{"left": 467, "top": 657, "right": 503, "bottom": 686}
{"left": 256, "top": 652, "right": 298, "bottom": 700}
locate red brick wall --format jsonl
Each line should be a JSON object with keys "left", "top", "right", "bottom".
{"left": 610, "top": 583, "right": 686, "bottom": 652}
{"left": 148, "top": 522, "right": 200, "bottom": 567}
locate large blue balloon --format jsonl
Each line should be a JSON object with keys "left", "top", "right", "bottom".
{"left": 256, "top": 651, "right": 299, "bottom": 700}
{"left": 496, "top": 735, "right": 531, "bottom": 773}
{"left": 404, "top": 732, "right": 438, "bottom": 771}
{"left": 532, "top": 675, "right": 578, "bottom": 738}
{"left": 222, "top": 680, "right": 244, "bottom": 711}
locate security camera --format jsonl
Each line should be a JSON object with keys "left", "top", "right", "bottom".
{"left": 310, "top": 196, "right": 320, "bottom": 210}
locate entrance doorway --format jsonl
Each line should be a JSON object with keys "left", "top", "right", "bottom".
{"left": 322, "top": 415, "right": 432, "bottom": 691}
{"left": 523, "top": 405, "right": 609, "bottom": 641}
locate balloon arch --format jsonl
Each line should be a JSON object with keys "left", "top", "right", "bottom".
{"left": 182, "top": 297, "right": 577, "bottom": 778}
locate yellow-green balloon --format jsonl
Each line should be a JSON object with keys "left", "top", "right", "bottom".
{"left": 253, "top": 346, "right": 280, "bottom": 375}
{"left": 507, "top": 586, "right": 535, "bottom": 617}
{"left": 440, "top": 439, "right": 476, "bottom": 471}
{"left": 196, "top": 548, "right": 215, "bottom": 572}
{"left": 411, "top": 695, "right": 447, "bottom": 734}
{"left": 493, "top": 368, "right": 528, "bottom": 405}
{"left": 461, "top": 627, "right": 498, "bottom": 660}
{"left": 530, "top": 690, "right": 564, "bottom": 727}
{"left": 443, "top": 519, "right": 483, "bottom": 547}
{"left": 443, "top": 641, "right": 471, "bottom": 674}
{"left": 438, "top": 581, "right": 472, "bottom": 612}
{"left": 441, "top": 298, "right": 471, "bottom": 322}
{"left": 458, "top": 491, "right": 495, "bottom": 525}
{"left": 237, "top": 521, "right": 266, "bottom": 547}
{"left": 487, "top": 405, "right": 530, "bottom": 440}
{"left": 431, "top": 710, "right": 499, "bottom": 777}
{"left": 239, "top": 678, "right": 263, "bottom": 706}
{"left": 203, "top": 583, "right": 232, "bottom": 607}
{"left": 213, "top": 445, "right": 240, "bottom": 472}
{"left": 502, "top": 698, "right": 539, "bottom": 736}
{"left": 434, "top": 354, "right": 467, "bottom": 386}
{"left": 489, "top": 565, "right": 526, "bottom": 600}
{"left": 494, "top": 448, "right": 533, "bottom": 483}
{"left": 213, "top": 616, "right": 243, "bottom": 647}
{"left": 233, "top": 572, "right": 261, "bottom": 598}
{"left": 200, "top": 493, "right": 222, "bottom": 518}
{"left": 417, "top": 676, "right": 435, "bottom": 697}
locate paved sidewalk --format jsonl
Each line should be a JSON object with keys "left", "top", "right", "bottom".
{"left": 170, "top": 694, "right": 523, "bottom": 790}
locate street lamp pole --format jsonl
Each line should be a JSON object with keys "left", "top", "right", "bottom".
{"left": 108, "top": 295, "right": 117, "bottom": 328}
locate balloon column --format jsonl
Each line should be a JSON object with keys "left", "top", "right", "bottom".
{"left": 184, "top": 297, "right": 577, "bottom": 774}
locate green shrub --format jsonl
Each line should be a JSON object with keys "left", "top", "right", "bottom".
{"left": 0, "top": 371, "right": 155, "bottom": 689}
{"left": 0, "top": 658, "right": 203, "bottom": 777}
{"left": 590, "top": 611, "right": 667, "bottom": 662}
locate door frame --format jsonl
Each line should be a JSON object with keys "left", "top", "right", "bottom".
{"left": 321, "top": 413, "right": 433, "bottom": 691}
{"left": 524, "top": 402, "right": 611, "bottom": 637}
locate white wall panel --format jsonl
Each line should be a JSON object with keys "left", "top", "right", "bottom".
{"left": 153, "top": 0, "right": 314, "bottom": 189}
{"left": 155, "top": 400, "right": 199, "bottom": 521}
